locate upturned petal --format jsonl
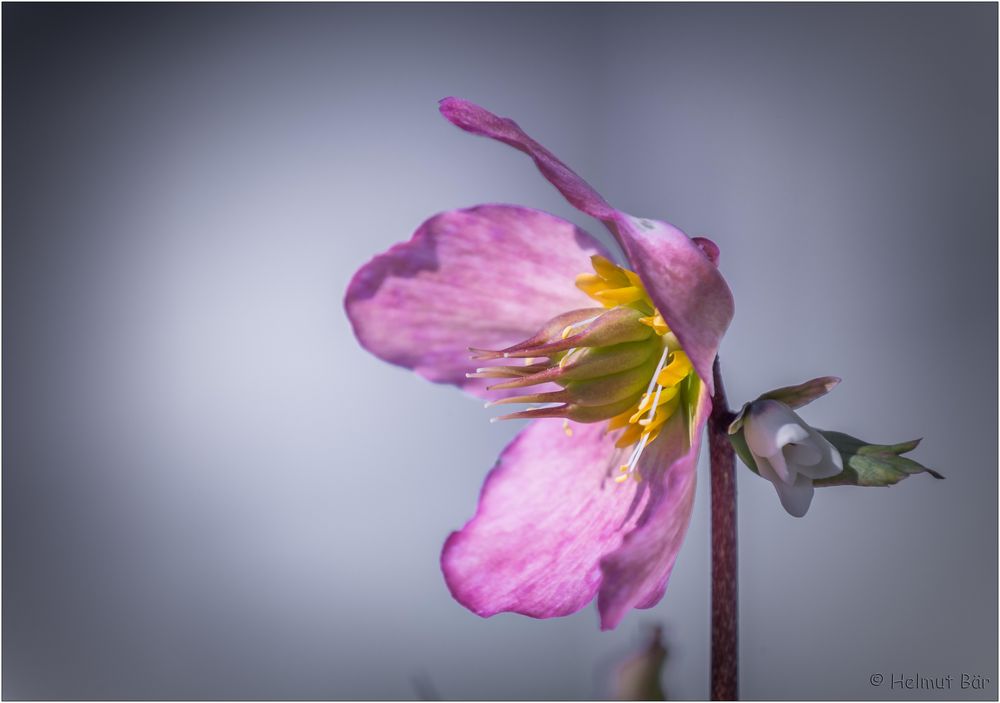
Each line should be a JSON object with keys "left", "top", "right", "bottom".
{"left": 344, "top": 204, "right": 610, "bottom": 398}
{"left": 438, "top": 98, "right": 618, "bottom": 221}
{"left": 438, "top": 97, "right": 734, "bottom": 394}
{"left": 440, "top": 420, "right": 645, "bottom": 619}
{"left": 596, "top": 380, "right": 711, "bottom": 630}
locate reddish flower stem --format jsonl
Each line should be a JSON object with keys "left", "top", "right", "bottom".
{"left": 709, "top": 357, "right": 738, "bottom": 700}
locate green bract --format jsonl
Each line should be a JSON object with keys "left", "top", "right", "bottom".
{"left": 813, "top": 432, "right": 943, "bottom": 487}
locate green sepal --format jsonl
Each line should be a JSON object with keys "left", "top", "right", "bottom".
{"left": 813, "top": 431, "right": 944, "bottom": 487}
{"left": 681, "top": 368, "right": 701, "bottom": 442}
{"left": 728, "top": 427, "right": 760, "bottom": 476}
{"left": 727, "top": 402, "right": 750, "bottom": 435}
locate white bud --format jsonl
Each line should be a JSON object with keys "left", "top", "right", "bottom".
{"left": 743, "top": 400, "right": 843, "bottom": 517}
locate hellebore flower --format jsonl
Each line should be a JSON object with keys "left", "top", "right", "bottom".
{"left": 739, "top": 399, "right": 843, "bottom": 517}
{"left": 344, "top": 99, "right": 734, "bottom": 629}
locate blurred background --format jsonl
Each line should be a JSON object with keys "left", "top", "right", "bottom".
{"left": 3, "top": 3, "right": 996, "bottom": 700}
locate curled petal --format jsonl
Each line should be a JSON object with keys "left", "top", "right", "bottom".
{"left": 597, "top": 380, "right": 712, "bottom": 630}
{"left": 440, "top": 420, "right": 645, "bottom": 620}
{"left": 345, "top": 204, "right": 609, "bottom": 399}
{"left": 439, "top": 98, "right": 733, "bottom": 393}
{"left": 438, "top": 98, "right": 617, "bottom": 222}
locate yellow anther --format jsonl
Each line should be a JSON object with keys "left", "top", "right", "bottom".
{"left": 623, "top": 269, "right": 646, "bottom": 290}
{"left": 642, "top": 397, "right": 680, "bottom": 433}
{"left": 574, "top": 273, "right": 608, "bottom": 297}
{"left": 595, "top": 286, "right": 646, "bottom": 306}
{"left": 629, "top": 386, "right": 679, "bottom": 424}
{"left": 591, "top": 255, "right": 630, "bottom": 285}
{"left": 639, "top": 314, "right": 670, "bottom": 336}
{"left": 563, "top": 419, "right": 573, "bottom": 437}
{"left": 606, "top": 407, "right": 635, "bottom": 431}
{"left": 630, "top": 398, "right": 651, "bottom": 422}
{"left": 613, "top": 464, "right": 634, "bottom": 483}
{"left": 579, "top": 256, "right": 657, "bottom": 311}
{"left": 614, "top": 423, "right": 644, "bottom": 448}
{"left": 657, "top": 351, "right": 692, "bottom": 387}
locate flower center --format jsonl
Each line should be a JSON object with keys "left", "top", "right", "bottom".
{"left": 468, "top": 255, "right": 695, "bottom": 482}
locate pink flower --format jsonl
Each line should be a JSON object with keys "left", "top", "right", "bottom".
{"left": 344, "top": 99, "right": 734, "bottom": 629}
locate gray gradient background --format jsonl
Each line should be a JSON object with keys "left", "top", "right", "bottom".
{"left": 3, "top": 3, "right": 996, "bottom": 700}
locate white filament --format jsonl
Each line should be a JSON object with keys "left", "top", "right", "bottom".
{"left": 619, "top": 343, "right": 672, "bottom": 481}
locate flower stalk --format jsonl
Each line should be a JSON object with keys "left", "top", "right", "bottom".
{"left": 709, "top": 357, "right": 738, "bottom": 701}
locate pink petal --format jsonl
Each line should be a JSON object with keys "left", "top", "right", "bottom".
{"left": 441, "top": 419, "right": 646, "bottom": 619}
{"left": 439, "top": 98, "right": 734, "bottom": 393}
{"left": 616, "top": 220, "right": 734, "bottom": 393}
{"left": 344, "top": 204, "right": 609, "bottom": 398}
{"left": 596, "top": 382, "right": 713, "bottom": 630}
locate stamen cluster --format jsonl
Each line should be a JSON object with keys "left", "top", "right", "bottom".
{"left": 468, "top": 256, "right": 696, "bottom": 481}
